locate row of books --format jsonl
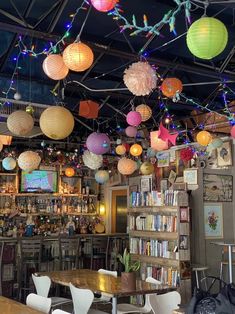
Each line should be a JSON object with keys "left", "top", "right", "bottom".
{"left": 144, "top": 265, "right": 180, "bottom": 287}
{"left": 129, "top": 214, "right": 177, "bottom": 232}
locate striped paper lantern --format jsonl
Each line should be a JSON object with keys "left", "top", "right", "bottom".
{"left": 7, "top": 111, "right": 34, "bottom": 136}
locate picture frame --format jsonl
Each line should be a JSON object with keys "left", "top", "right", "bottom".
{"left": 160, "top": 179, "right": 168, "bottom": 192}
{"left": 157, "top": 152, "right": 170, "bottom": 168}
{"left": 179, "top": 235, "right": 188, "bottom": 250}
{"left": 204, "top": 203, "right": 223, "bottom": 239}
{"left": 203, "top": 174, "right": 233, "bottom": 202}
{"left": 183, "top": 168, "right": 198, "bottom": 185}
{"left": 180, "top": 207, "right": 190, "bottom": 222}
{"left": 140, "top": 177, "right": 152, "bottom": 192}
{"left": 168, "top": 170, "right": 177, "bottom": 184}
{"left": 217, "top": 141, "right": 232, "bottom": 167}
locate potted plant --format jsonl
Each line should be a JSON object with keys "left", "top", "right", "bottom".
{"left": 117, "top": 248, "right": 140, "bottom": 290}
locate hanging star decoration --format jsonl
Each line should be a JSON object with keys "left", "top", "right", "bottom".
{"left": 158, "top": 122, "right": 178, "bottom": 145}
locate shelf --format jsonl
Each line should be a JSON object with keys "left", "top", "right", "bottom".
{"left": 131, "top": 253, "right": 180, "bottom": 268}
{"left": 0, "top": 193, "right": 97, "bottom": 197}
{"left": 128, "top": 206, "right": 178, "bottom": 214}
{"left": 0, "top": 173, "right": 17, "bottom": 176}
{"left": 129, "top": 230, "right": 178, "bottom": 240}
{"left": 30, "top": 212, "right": 98, "bottom": 216}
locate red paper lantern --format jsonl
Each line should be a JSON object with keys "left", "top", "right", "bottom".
{"left": 79, "top": 100, "right": 99, "bottom": 119}
{"left": 161, "top": 78, "right": 183, "bottom": 98}
{"left": 90, "top": 0, "right": 117, "bottom": 12}
{"left": 180, "top": 147, "right": 194, "bottom": 162}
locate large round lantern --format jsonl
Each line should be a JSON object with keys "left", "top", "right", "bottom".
{"left": 196, "top": 130, "right": 212, "bottom": 146}
{"left": 136, "top": 104, "right": 152, "bottom": 122}
{"left": 7, "top": 111, "right": 34, "bottom": 136}
{"left": 231, "top": 126, "right": 235, "bottom": 138}
{"left": 2, "top": 157, "right": 16, "bottom": 171}
{"left": 130, "top": 143, "right": 143, "bottom": 157}
{"left": 117, "top": 157, "right": 137, "bottom": 175}
{"left": 186, "top": 17, "right": 228, "bottom": 60}
{"left": 126, "top": 111, "right": 142, "bottom": 127}
{"left": 115, "top": 144, "right": 126, "bottom": 156}
{"left": 140, "top": 161, "right": 154, "bottom": 175}
{"left": 18, "top": 151, "right": 41, "bottom": 172}
{"left": 65, "top": 167, "right": 75, "bottom": 177}
{"left": 161, "top": 78, "right": 183, "bottom": 98}
{"left": 39, "top": 106, "right": 74, "bottom": 140}
{"left": 90, "top": 0, "right": 117, "bottom": 12}
{"left": 150, "top": 130, "right": 168, "bottom": 151}
{"left": 63, "top": 42, "right": 94, "bottom": 72}
{"left": 125, "top": 126, "right": 137, "bottom": 138}
{"left": 43, "top": 54, "right": 69, "bottom": 80}
{"left": 82, "top": 150, "right": 103, "bottom": 170}
{"left": 86, "top": 132, "right": 110, "bottom": 155}
{"left": 95, "top": 170, "right": 109, "bottom": 184}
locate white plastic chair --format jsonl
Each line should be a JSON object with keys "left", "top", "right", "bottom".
{"left": 149, "top": 291, "right": 181, "bottom": 314}
{"left": 32, "top": 274, "right": 72, "bottom": 308}
{"left": 26, "top": 293, "right": 52, "bottom": 314}
{"left": 93, "top": 269, "right": 118, "bottom": 303}
{"left": 117, "top": 276, "right": 161, "bottom": 314}
{"left": 52, "top": 310, "right": 71, "bottom": 314}
{"left": 69, "top": 283, "right": 108, "bottom": 314}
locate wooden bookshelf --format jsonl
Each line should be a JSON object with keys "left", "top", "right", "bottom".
{"left": 129, "top": 230, "right": 178, "bottom": 240}
{"left": 128, "top": 206, "right": 178, "bottom": 214}
{"left": 131, "top": 253, "right": 180, "bottom": 268}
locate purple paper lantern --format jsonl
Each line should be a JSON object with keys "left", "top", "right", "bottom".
{"left": 125, "top": 126, "right": 137, "bottom": 138}
{"left": 86, "top": 132, "right": 110, "bottom": 155}
{"left": 126, "top": 111, "right": 142, "bottom": 126}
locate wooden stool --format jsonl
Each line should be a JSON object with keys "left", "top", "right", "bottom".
{"left": 192, "top": 265, "right": 208, "bottom": 289}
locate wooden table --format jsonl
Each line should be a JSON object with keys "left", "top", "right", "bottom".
{"left": 38, "top": 269, "right": 175, "bottom": 314}
{"left": 0, "top": 296, "right": 45, "bottom": 314}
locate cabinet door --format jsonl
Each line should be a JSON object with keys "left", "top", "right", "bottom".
{"left": 111, "top": 189, "right": 127, "bottom": 233}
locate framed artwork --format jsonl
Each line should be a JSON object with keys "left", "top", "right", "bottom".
{"left": 168, "top": 170, "right": 177, "bottom": 184}
{"left": 180, "top": 207, "right": 189, "bottom": 222}
{"left": 217, "top": 141, "right": 232, "bottom": 167}
{"left": 203, "top": 174, "right": 233, "bottom": 202}
{"left": 129, "top": 185, "right": 138, "bottom": 193}
{"left": 160, "top": 179, "right": 168, "bottom": 191}
{"left": 157, "top": 152, "right": 170, "bottom": 167}
{"left": 109, "top": 171, "right": 122, "bottom": 186}
{"left": 204, "top": 203, "right": 223, "bottom": 239}
{"left": 140, "top": 177, "right": 152, "bottom": 192}
{"left": 183, "top": 168, "right": 198, "bottom": 185}
{"left": 162, "top": 162, "right": 177, "bottom": 179}
{"left": 179, "top": 235, "right": 188, "bottom": 250}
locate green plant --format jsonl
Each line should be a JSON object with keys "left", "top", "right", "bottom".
{"left": 117, "top": 248, "right": 140, "bottom": 272}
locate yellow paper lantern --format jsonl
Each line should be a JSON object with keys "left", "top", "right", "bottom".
{"left": 39, "top": 106, "right": 74, "bottom": 140}
{"left": 7, "top": 111, "right": 34, "bottom": 136}
{"left": 130, "top": 144, "right": 143, "bottom": 157}
{"left": 115, "top": 144, "right": 126, "bottom": 155}
{"left": 63, "top": 42, "right": 94, "bottom": 72}
{"left": 150, "top": 131, "right": 168, "bottom": 151}
{"left": 196, "top": 130, "right": 212, "bottom": 146}
{"left": 136, "top": 104, "right": 152, "bottom": 122}
{"left": 0, "top": 142, "right": 3, "bottom": 152}
{"left": 140, "top": 161, "right": 154, "bottom": 175}
{"left": 117, "top": 157, "right": 137, "bottom": 175}
{"left": 42, "top": 54, "right": 69, "bottom": 80}
{"left": 65, "top": 167, "right": 75, "bottom": 177}
{"left": 0, "top": 135, "right": 12, "bottom": 145}
{"left": 18, "top": 151, "right": 41, "bottom": 172}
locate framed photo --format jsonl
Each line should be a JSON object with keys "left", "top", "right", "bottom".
{"left": 217, "top": 141, "right": 232, "bottom": 167}
{"left": 160, "top": 179, "right": 168, "bottom": 191}
{"left": 168, "top": 170, "right": 177, "bottom": 184}
{"left": 140, "top": 177, "right": 152, "bottom": 192}
{"left": 180, "top": 207, "right": 189, "bottom": 222}
{"left": 157, "top": 152, "right": 170, "bottom": 167}
{"left": 109, "top": 171, "right": 122, "bottom": 186}
{"left": 204, "top": 203, "right": 223, "bottom": 239}
{"left": 179, "top": 235, "right": 188, "bottom": 250}
{"left": 129, "top": 185, "right": 138, "bottom": 193}
{"left": 183, "top": 168, "right": 198, "bottom": 185}
{"left": 203, "top": 174, "right": 233, "bottom": 202}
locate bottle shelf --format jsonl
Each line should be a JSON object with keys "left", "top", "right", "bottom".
{"left": 0, "top": 193, "right": 97, "bottom": 197}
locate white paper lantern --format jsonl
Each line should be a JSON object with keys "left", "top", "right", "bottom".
{"left": 18, "top": 151, "right": 41, "bottom": 172}
{"left": 82, "top": 150, "right": 103, "bottom": 170}
{"left": 95, "top": 170, "right": 109, "bottom": 184}
{"left": 7, "top": 111, "right": 34, "bottom": 136}
{"left": 117, "top": 157, "right": 137, "bottom": 175}
{"left": 2, "top": 157, "right": 16, "bottom": 171}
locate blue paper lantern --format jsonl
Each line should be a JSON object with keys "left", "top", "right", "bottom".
{"left": 95, "top": 170, "right": 109, "bottom": 184}
{"left": 2, "top": 157, "right": 17, "bottom": 171}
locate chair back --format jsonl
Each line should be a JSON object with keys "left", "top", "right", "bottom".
{"left": 59, "top": 236, "right": 80, "bottom": 269}
{"left": 20, "top": 237, "right": 42, "bottom": 263}
{"left": 32, "top": 274, "right": 51, "bottom": 297}
{"left": 149, "top": 291, "right": 181, "bottom": 314}
{"left": 26, "top": 293, "right": 51, "bottom": 314}
{"left": 69, "top": 282, "right": 94, "bottom": 314}
{"left": 144, "top": 277, "right": 162, "bottom": 313}
{"left": 52, "top": 310, "right": 71, "bottom": 314}
{"left": 98, "top": 268, "right": 118, "bottom": 277}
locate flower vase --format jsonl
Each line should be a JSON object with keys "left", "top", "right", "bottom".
{"left": 121, "top": 272, "right": 136, "bottom": 290}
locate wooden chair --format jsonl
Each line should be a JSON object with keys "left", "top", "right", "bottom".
{"left": 149, "top": 291, "right": 181, "bottom": 314}
{"left": 59, "top": 236, "right": 80, "bottom": 270}
{"left": 26, "top": 293, "right": 51, "bottom": 314}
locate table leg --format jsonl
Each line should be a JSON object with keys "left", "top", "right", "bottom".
{"left": 112, "top": 296, "right": 117, "bottom": 314}
{"left": 228, "top": 245, "right": 233, "bottom": 284}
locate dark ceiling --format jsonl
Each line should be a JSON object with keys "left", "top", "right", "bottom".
{"left": 0, "top": 0, "right": 235, "bottom": 149}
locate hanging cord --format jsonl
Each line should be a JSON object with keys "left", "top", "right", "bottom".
{"left": 203, "top": 0, "right": 209, "bottom": 17}
{"left": 75, "top": 5, "right": 92, "bottom": 42}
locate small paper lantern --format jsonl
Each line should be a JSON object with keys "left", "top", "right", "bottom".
{"left": 63, "top": 42, "right": 94, "bottom": 72}
{"left": 231, "top": 126, "right": 235, "bottom": 138}
{"left": 42, "top": 54, "right": 69, "bottom": 80}
{"left": 180, "top": 147, "right": 194, "bottom": 162}
{"left": 196, "top": 130, "right": 212, "bottom": 146}
{"left": 0, "top": 135, "right": 12, "bottom": 145}
{"left": 95, "top": 170, "right": 109, "bottom": 184}
{"left": 0, "top": 142, "right": 3, "bottom": 152}
{"left": 7, "top": 111, "right": 34, "bottom": 136}
{"left": 186, "top": 17, "right": 228, "bottom": 60}
{"left": 90, "top": 0, "right": 117, "bottom": 12}
{"left": 86, "top": 132, "right": 110, "bottom": 155}
{"left": 18, "top": 151, "right": 41, "bottom": 172}
{"left": 140, "top": 161, "right": 154, "bottom": 175}
{"left": 136, "top": 104, "right": 152, "bottom": 122}
{"left": 39, "top": 106, "right": 74, "bottom": 140}
{"left": 2, "top": 157, "right": 16, "bottom": 171}
{"left": 79, "top": 100, "right": 99, "bottom": 119}
{"left": 65, "top": 167, "right": 75, "bottom": 177}
{"left": 82, "top": 150, "right": 103, "bottom": 170}
{"left": 117, "top": 157, "right": 137, "bottom": 175}
{"left": 150, "top": 130, "right": 168, "bottom": 151}
{"left": 14, "top": 92, "right": 21, "bottom": 100}
{"left": 115, "top": 144, "right": 126, "bottom": 155}
{"left": 125, "top": 126, "right": 137, "bottom": 138}
{"left": 161, "top": 78, "right": 183, "bottom": 98}
{"left": 130, "top": 144, "right": 143, "bottom": 157}
{"left": 126, "top": 111, "right": 142, "bottom": 127}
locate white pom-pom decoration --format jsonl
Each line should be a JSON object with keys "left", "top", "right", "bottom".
{"left": 123, "top": 61, "right": 157, "bottom": 96}
{"left": 82, "top": 150, "right": 103, "bottom": 170}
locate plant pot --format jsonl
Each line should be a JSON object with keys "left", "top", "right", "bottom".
{"left": 121, "top": 272, "right": 136, "bottom": 290}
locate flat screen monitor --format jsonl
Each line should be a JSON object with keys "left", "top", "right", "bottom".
{"left": 20, "top": 170, "right": 57, "bottom": 193}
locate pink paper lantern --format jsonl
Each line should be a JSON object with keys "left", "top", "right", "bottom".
{"left": 150, "top": 130, "right": 168, "bottom": 151}
{"left": 90, "top": 0, "right": 117, "bottom": 12}
{"left": 86, "top": 132, "right": 110, "bottom": 155}
{"left": 231, "top": 126, "right": 235, "bottom": 138}
{"left": 125, "top": 126, "right": 137, "bottom": 138}
{"left": 126, "top": 111, "right": 142, "bottom": 127}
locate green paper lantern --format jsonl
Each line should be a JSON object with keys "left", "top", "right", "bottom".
{"left": 186, "top": 17, "right": 228, "bottom": 60}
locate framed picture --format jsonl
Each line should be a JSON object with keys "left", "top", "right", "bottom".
{"left": 129, "top": 185, "right": 138, "bottom": 193}
{"left": 162, "top": 162, "right": 177, "bottom": 179}
{"left": 183, "top": 168, "right": 198, "bottom": 185}
{"left": 109, "top": 171, "right": 122, "bottom": 186}
{"left": 168, "top": 170, "right": 177, "bottom": 184}
{"left": 204, "top": 203, "right": 223, "bottom": 239}
{"left": 160, "top": 179, "right": 168, "bottom": 191}
{"left": 140, "top": 177, "right": 152, "bottom": 192}
{"left": 180, "top": 207, "right": 189, "bottom": 222}
{"left": 217, "top": 141, "right": 232, "bottom": 167}
{"left": 203, "top": 174, "right": 233, "bottom": 202}
{"left": 179, "top": 235, "right": 188, "bottom": 250}
{"left": 157, "top": 152, "right": 170, "bottom": 167}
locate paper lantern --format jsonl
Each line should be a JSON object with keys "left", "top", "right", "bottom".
{"left": 14, "top": 92, "right": 21, "bottom": 100}
{"left": 231, "top": 126, "right": 235, "bottom": 138}
{"left": 136, "top": 104, "right": 152, "bottom": 122}
{"left": 140, "top": 161, "right": 154, "bottom": 175}
{"left": 2, "top": 157, "right": 16, "bottom": 171}
{"left": 82, "top": 150, "right": 103, "bottom": 170}
{"left": 79, "top": 100, "right": 99, "bottom": 119}
{"left": 7, "top": 111, "right": 34, "bottom": 136}
{"left": 95, "top": 170, "right": 109, "bottom": 184}
{"left": 196, "top": 130, "right": 212, "bottom": 146}
{"left": 0, "top": 142, "right": 3, "bottom": 152}
{"left": 186, "top": 17, "right": 228, "bottom": 60}
{"left": 123, "top": 61, "right": 157, "bottom": 96}
{"left": 125, "top": 126, "right": 137, "bottom": 138}
{"left": 115, "top": 144, "right": 126, "bottom": 156}
{"left": 150, "top": 130, "right": 168, "bottom": 151}
{"left": 126, "top": 111, "right": 142, "bottom": 127}
{"left": 63, "top": 42, "right": 94, "bottom": 72}
{"left": 42, "top": 54, "right": 69, "bottom": 80}
{"left": 18, "top": 151, "right": 41, "bottom": 172}
{"left": 117, "top": 157, "right": 137, "bottom": 175}
{"left": 90, "top": 0, "right": 117, "bottom": 12}
{"left": 39, "top": 106, "right": 74, "bottom": 140}
{"left": 0, "top": 135, "right": 12, "bottom": 145}
{"left": 86, "top": 132, "right": 110, "bottom": 155}
{"left": 161, "top": 78, "right": 183, "bottom": 98}
{"left": 130, "top": 144, "right": 143, "bottom": 157}
{"left": 65, "top": 167, "right": 75, "bottom": 177}
{"left": 180, "top": 147, "right": 194, "bottom": 162}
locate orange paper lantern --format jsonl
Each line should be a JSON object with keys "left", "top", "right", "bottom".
{"left": 42, "top": 54, "right": 69, "bottom": 80}
{"left": 136, "top": 104, "right": 152, "bottom": 122}
{"left": 196, "top": 130, "right": 212, "bottom": 146}
{"left": 161, "top": 78, "right": 183, "bottom": 98}
{"left": 0, "top": 135, "right": 12, "bottom": 145}
{"left": 65, "top": 167, "right": 75, "bottom": 177}
{"left": 130, "top": 144, "right": 143, "bottom": 157}
{"left": 115, "top": 144, "right": 126, "bottom": 156}
{"left": 79, "top": 100, "right": 99, "bottom": 119}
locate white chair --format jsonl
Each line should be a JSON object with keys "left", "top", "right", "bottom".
{"left": 117, "top": 276, "right": 161, "bottom": 314}
{"left": 149, "top": 291, "right": 181, "bottom": 314}
{"left": 32, "top": 274, "right": 72, "bottom": 309}
{"left": 69, "top": 283, "right": 108, "bottom": 314}
{"left": 93, "top": 269, "right": 118, "bottom": 303}
{"left": 52, "top": 310, "right": 71, "bottom": 314}
{"left": 26, "top": 293, "right": 52, "bottom": 314}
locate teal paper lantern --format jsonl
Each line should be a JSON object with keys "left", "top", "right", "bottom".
{"left": 186, "top": 17, "right": 228, "bottom": 60}
{"left": 95, "top": 170, "right": 109, "bottom": 184}
{"left": 2, "top": 157, "right": 17, "bottom": 171}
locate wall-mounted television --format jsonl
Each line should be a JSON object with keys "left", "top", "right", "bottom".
{"left": 20, "top": 170, "right": 58, "bottom": 193}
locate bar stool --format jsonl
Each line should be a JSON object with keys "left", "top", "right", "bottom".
{"left": 192, "top": 265, "right": 208, "bottom": 290}
{"left": 59, "top": 236, "right": 81, "bottom": 270}
{"left": 219, "top": 245, "right": 235, "bottom": 281}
